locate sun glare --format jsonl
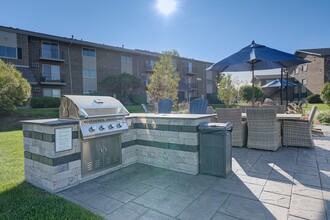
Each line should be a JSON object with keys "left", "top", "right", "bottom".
{"left": 156, "top": 0, "right": 177, "bottom": 16}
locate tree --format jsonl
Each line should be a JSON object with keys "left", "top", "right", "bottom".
{"left": 147, "top": 51, "right": 180, "bottom": 110}
{"left": 239, "top": 85, "right": 263, "bottom": 103}
{"left": 0, "top": 60, "right": 31, "bottom": 112}
{"left": 102, "top": 72, "right": 140, "bottom": 101}
{"left": 217, "top": 74, "right": 238, "bottom": 106}
{"left": 321, "top": 83, "right": 330, "bottom": 106}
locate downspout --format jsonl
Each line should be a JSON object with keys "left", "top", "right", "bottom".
{"left": 68, "top": 35, "right": 73, "bottom": 94}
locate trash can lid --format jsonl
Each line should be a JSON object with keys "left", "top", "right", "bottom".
{"left": 199, "top": 122, "right": 233, "bottom": 131}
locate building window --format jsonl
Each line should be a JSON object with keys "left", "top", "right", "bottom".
{"left": 83, "top": 89, "right": 97, "bottom": 94}
{"left": 42, "top": 64, "right": 60, "bottom": 81}
{"left": 0, "top": 45, "right": 17, "bottom": 58}
{"left": 302, "top": 64, "right": 308, "bottom": 72}
{"left": 82, "top": 48, "right": 96, "bottom": 57}
{"left": 42, "top": 42, "right": 59, "bottom": 59}
{"left": 121, "top": 55, "right": 132, "bottom": 63}
{"left": 187, "top": 61, "right": 192, "bottom": 73}
{"left": 146, "top": 59, "right": 155, "bottom": 70}
{"left": 302, "top": 79, "right": 307, "bottom": 85}
{"left": 43, "top": 88, "right": 61, "bottom": 97}
{"left": 83, "top": 69, "right": 96, "bottom": 79}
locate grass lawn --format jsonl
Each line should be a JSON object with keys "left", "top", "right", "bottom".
{"left": 303, "top": 103, "right": 329, "bottom": 112}
{"left": 0, "top": 130, "right": 102, "bottom": 220}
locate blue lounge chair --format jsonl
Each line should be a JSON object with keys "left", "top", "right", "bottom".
{"left": 189, "top": 98, "right": 208, "bottom": 114}
{"left": 158, "top": 99, "right": 173, "bottom": 113}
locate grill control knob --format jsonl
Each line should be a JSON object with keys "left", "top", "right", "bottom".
{"left": 108, "top": 124, "right": 114, "bottom": 129}
{"left": 89, "top": 126, "right": 96, "bottom": 132}
{"left": 99, "top": 125, "right": 106, "bottom": 130}
{"left": 117, "top": 123, "right": 122, "bottom": 128}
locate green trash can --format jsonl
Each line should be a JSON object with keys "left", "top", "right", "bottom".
{"left": 199, "top": 122, "right": 233, "bottom": 178}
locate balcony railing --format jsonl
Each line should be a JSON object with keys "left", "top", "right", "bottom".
{"left": 40, "top": 77, "right": 66, "bottom": 86}
{"left": 39, "top": 49, "right": 65, "bottom": 62}
{"left": 185, "top": 68, "right": 197, "bottom": 75}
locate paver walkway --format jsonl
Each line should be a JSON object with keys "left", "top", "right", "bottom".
{"left": 57, "top": 125, "right": 330, "bottom": 220}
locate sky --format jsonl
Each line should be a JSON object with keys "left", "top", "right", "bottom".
{"left": 1, "top": 0, "right": 329, "bottom": 83}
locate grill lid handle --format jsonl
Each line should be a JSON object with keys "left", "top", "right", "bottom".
{"left": 94, "top": 99, "right": 104, "bottom": 104}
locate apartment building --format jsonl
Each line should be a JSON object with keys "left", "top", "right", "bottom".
{"left": 0, "top": 25, "right": 217, "bottom": 102}
{"left": 254, "top": 74, "right": 296, "bottom": 103}
{"left": 290, "top": 48, "right": 330, "bottom": 99}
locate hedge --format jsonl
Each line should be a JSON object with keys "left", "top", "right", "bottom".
{"left": 30, "top": 97, "right": 61, "bottom": 108}
{"left": 306, "top": 94, "right": 322, "bottom": 104}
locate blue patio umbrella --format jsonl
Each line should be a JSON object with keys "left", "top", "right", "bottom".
{"left": 261, "top": 79, "right": 297, "bottom": 88}
{"left": 207, "top": 41, "right": 309, "bottom": 105}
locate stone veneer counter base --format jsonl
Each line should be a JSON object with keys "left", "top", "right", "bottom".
{"left": 21, "top": 114, "right": 213, "bottom": 193}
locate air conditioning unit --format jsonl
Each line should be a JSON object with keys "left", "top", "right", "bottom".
{"left": 31, "top": 62, "right": 39, "bottom": 68}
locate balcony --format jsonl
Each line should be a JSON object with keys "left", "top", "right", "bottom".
{"left": 189, "top": 82, "right": 198, "bottom": 90}
{"left": 39, "top": 49, "right": 65, "bottom": 62}
{"left": 40, "top": 77, "right": 66, "bottom": 86}
{"left": 185, "top": 68, "right": 197, "bottom": 75}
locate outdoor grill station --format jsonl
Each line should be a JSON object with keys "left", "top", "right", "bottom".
{"left": 21, "top": 95, "right": 223, "bottom": 193}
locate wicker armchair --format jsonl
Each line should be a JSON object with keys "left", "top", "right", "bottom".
{"left": 262, "top": 105, "right": 286, "bottom": 113}
{"left": 216, "top": 108, "right": 247, "bottom": 147}
{"left": 283, "top": 106, "right": 317, "bottom": 148}
{"left": 246, "top": 108, "right": 281, "bottom": 151}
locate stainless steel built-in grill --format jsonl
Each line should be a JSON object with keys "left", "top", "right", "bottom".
{"left": 59, "top": 95, "right": 130, "bottom": 176}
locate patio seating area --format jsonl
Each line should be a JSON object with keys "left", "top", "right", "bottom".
{"left": 57, "top": 125, "right": 330, "bottom": 220}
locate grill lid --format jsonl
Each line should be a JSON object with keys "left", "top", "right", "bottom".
{"left": 59, "top": 95, "right": 129, "bottom": 119}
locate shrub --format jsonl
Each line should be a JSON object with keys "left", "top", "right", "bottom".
{"left": 0, "top": 60, "right": 31, "bottom": 112}
{"left": 125, "top": 105, "right": 145, "bottom": 113}
{"left": 128, "top": 94, "right": 147, "bottom": 105}
{"left": 317, "top": 110, "right": 330, "bottom": 125}
{"left": 238, "top": 85, "right": 263, "bottom": 102}
{"left": 218, "top": 75, "right": 238, "bottom": 106}
{"left": 306, "top": 94, "right": 322, "bottom": 104}
{"left": 207, "top": 93, "right": 222, "bottom": 104}
{"left": 321, "top": 83, "right": 330, "bottom": 106}
{"left": 30, "top": 97, "right": 61, "bottom": 108}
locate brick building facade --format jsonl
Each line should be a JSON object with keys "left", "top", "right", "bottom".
{"left": 290, "top": 49, "right": 330, "bottom": 99}
{"left": 0, "top": 25, "right": 217, "bottom": 102}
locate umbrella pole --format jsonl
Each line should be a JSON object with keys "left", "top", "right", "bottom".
{"left": 280, "top": 68, "right": 283, "bottom": 105}
{"left": 252, "top": 64, "right": 255, "bottom": 107}
{"left": 286, "top": 69, "right": 289, "bottom": 108}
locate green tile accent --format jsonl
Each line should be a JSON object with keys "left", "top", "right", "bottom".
{"left": 122, "top": 140, "right": 137, "bottom": 148}
{"left": 152, "top": 141, "right": 168, "bottom": 149}
{"left": 42, "top": 133, "right": 54, "bottom": 142}
{"left": 168, "top": 125, "right": 181, "bottom": 132}
{"left": 43, "top": 157, "right": 54, "bottom": 166}
{"left": 146, "top": 124, "right": 155, "bottom": 130}
{"left": 34, "top": 132, "right": 43, "bottom": 140}
{"left": 23, "top": 130, "right": 32, "bottom": 138}
{"left": 23, "top": 131, "right": 78, "bottom": 143}
{"left": 181, "top": 126, "right": 198, "bottom": 132}
{"left": 182, "top": 144, "right": 199, "bottom": 152}
{"left": 156, "top": 124, "right": 168, "bottom": 131}
{"left": 24, "top": 151, "right": 32, "bottom": 159}
{"left": 132, "top": 123, "right": 198, "bottom": 133}
{"left": 168, "top": 143, "right": 182, "bottom": 150}
{"left": 134, "top": 123, "right": 146, "bottom": 129}
{"left": 24, "top": 151, "right": 81, "bottom": 166}
{"left": 121, "top": 139, "right": 198, "bottom": 152}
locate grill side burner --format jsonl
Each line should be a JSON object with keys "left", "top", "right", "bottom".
{"left": 59, "top": 95, "right": 129, "bottom": 176}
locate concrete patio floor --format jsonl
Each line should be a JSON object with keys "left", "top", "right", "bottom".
{"left": 57, "top": 126, "right": 330, "bottom": 220}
